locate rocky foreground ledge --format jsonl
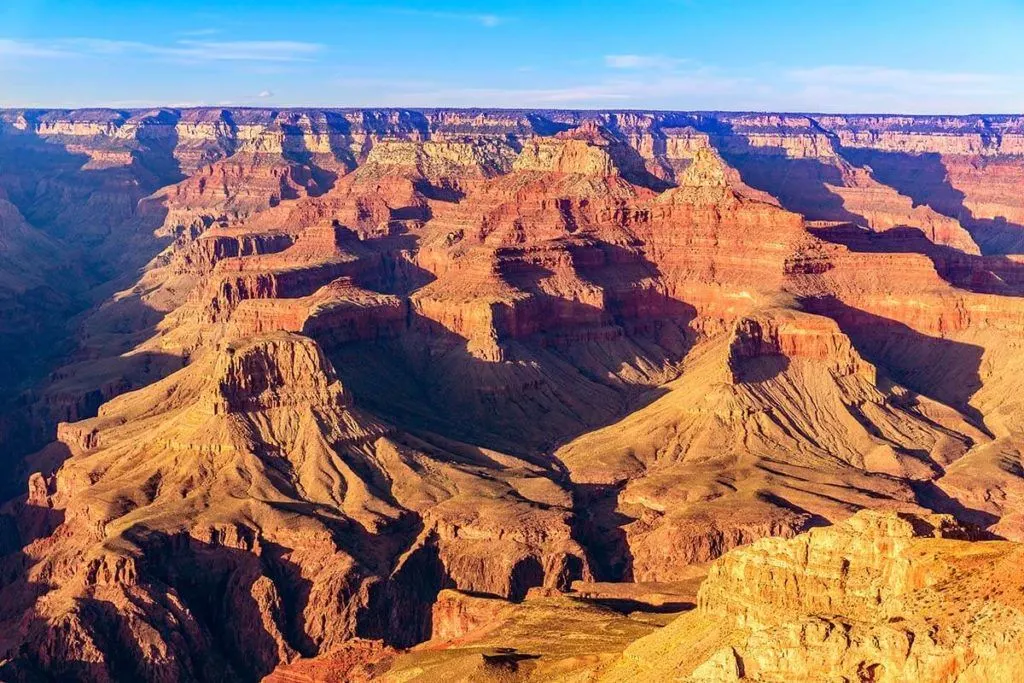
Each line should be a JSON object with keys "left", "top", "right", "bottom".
{"left": 304, "top": 510, "right": 1020, "bottom": 682}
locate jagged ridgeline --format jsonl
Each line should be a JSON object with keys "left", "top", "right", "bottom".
{"left": 2, "top": 109, "right": 1024, "bottom": 680}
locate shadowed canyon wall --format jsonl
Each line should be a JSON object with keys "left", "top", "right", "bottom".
{"left": 2, "top": 108, "right": 1024, "bottom": 680}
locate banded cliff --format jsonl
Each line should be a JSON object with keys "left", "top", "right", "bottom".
{"left": 603, "top": 510, "right": 1024, "bottom": 682}
{"left": 3, "top": 109, "right": 1024, "bottom": 681}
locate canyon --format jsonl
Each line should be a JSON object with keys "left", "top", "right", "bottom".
{"left": 1, "top": 108, "right": 1024, "bottom": 681}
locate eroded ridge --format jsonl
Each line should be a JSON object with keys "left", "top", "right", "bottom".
{"left": 3, "top": 109, "right": 1024, "bottom": 681}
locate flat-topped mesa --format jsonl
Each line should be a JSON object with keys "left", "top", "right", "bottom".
{"left": 513, "top": 136, "right": 618, "bottom": 177}
{"left": 727, "top": 310, "right": 875, "bottom": 381}
{"left": 192, "top": 258, "right": 357, "bottom": 326}
{"left": 361, "top": 138, "right": 516, "bottom": 181}
{"left": 228, "top": 279, "right": 406, "bottom": 342}
{"left": 171, "top": 224, "right": 375, "bottom": 333}
{"left": 510, "top": 120, "right": 655, "bottom": 179}
{"left": 172, "top": 229, "right": 295, "bottom": 275}
{"left": 208, "top": 333, "right": 349, "bottom": 415}
{"left": 280, "top": 222, "right": 364, "bottom": 261}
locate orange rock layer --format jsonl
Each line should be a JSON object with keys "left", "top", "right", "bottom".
{"left": 3, "top": 109, "right": 1024, "bottom": 681}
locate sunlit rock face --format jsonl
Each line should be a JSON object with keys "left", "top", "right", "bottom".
{"left": 603, "top": 511, "right": 1024, "bottom": 683}
{"left": 4, "top": 109, "right": 1024, "bottom": 681}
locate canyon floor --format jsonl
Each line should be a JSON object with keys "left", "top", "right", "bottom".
{"left": 2, "top": 108, "right": 1024, "bottom": 681}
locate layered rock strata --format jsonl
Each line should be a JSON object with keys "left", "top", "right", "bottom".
{"left": 3, "top": 109, "right": 1024, "bottom": 680}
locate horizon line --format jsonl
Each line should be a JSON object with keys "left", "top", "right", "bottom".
{"left": 2, "top": 105, "right": 1023, "bottom": 118}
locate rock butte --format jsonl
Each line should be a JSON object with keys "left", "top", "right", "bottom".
{"left": 1, "top": 108, "right": 1024, "bottom": 681}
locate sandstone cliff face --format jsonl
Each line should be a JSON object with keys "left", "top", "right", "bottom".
{"left": 558, "top": 308, "right": 980, "bottom": 582}
{"left": 706, "top": 114, "right": 982, "bottom": 255}
{"left": 0, "top": 333, "right": 587, "bottom": 680}
{"left": 5, "top": 109, "right": 1024, "bottom": 681}
{"left": 604, "top": 511, "right": 1024, "bottom": 682}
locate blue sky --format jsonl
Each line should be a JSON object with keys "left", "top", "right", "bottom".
{"left": 2, "top": 0, "right": 1023, "bottom": 112}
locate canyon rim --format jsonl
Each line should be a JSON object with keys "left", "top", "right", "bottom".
{"left": 1, "top": 107, "right": 1024, "bottom": 681}
{"left": 4, "top": 1, "right": 1024, "bottom": 681}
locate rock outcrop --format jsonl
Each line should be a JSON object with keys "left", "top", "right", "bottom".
{"left": 559, "top": 308, "right": 980, "bottom": 581}
{"left": 0, "top": 333, "right": 586, "bottom": 680}
{"left": 604, "top": 510, "right": 1024, "bottom": 682}
{"left": 5, "top": 109, "right": 1024, "bottom": 681}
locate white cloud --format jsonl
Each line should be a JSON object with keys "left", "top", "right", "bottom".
{"left": 387, "top": 9, "right": 507, "bottom": 27}
{"left": 787, "top": 65, "right": 1006, "bottom": 93}
{"left": 605, "top": 54, "right": 685, "bottom": 70}
{"left": 783, "top": 65, "right": 1022, "bottom": 113}
{"left": 323, "top": 61, "right": 1024, "bottom": 114}
{"left": 178, "top": 28, "right": 222, "bottom": 37}
{"left": 0, "top": 39, "right": 74, "bottom": 58}
{"left": 172, "top": 40, "right": 323, "bottom": 61}
{"left": 104, "top": 98, "right": 210, "bottom": 107}
{"left": 5, "top": 32, "right": 1023, "bottom": 113}
{"left": 0, "top": 37, "right": 324, "bottom": 63}
{"left": 336, "top": 76, "right": 440, "bottom": 89}
{"left": 335, "top": 68, "right": 753, "bottom": 108}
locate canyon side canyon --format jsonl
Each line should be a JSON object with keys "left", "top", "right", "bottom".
{"left": 2, "top": 108, "right": 1024, "bottom": 681}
